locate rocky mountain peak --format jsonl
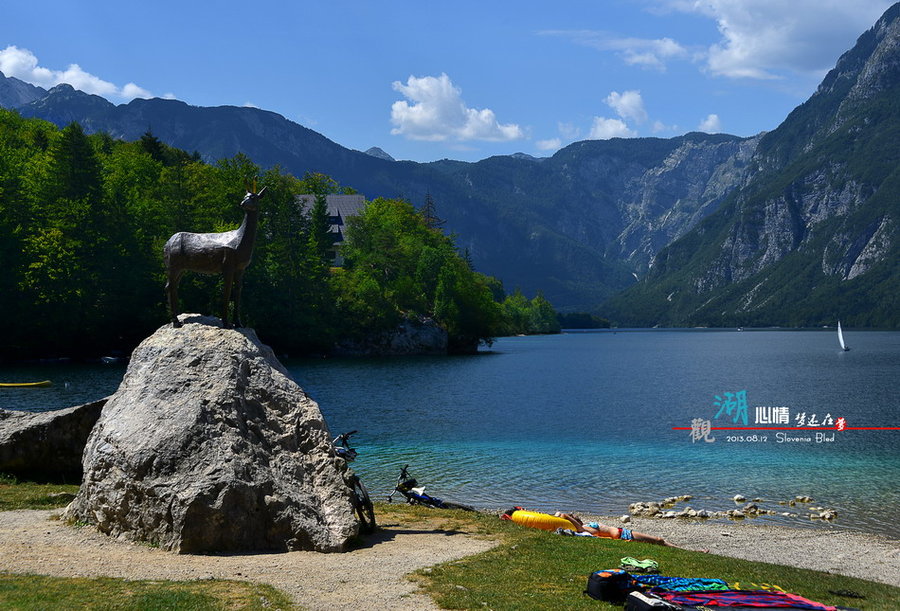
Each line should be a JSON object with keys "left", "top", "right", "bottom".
{"left": 0, "top": 71, "right": 46, "bottom": 108}
{"left": 364, "top": 146, "right": 395, "bottom": 161}
{"left": 815, "top": 4, "right": 900, "bottom": 99}
{"left": 845, "top": 3, "right": 900, "bottom": 102}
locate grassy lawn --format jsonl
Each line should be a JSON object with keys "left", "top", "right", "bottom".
{"left": 2, "top": 477, "right": 897, "bottom": 610}
{"left": 0, "top": 573, "right": 293, "bottom": 610}
{"left": 377, "top": 504, "right": 900, "bottom": 610}
{"left": 0, "top": 474, "right": 79, "bottom": 511}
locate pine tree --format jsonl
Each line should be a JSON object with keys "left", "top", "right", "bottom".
{"left": 421, "top": 192, "right": 445, "bottom": 229}
{"left": 308, "top": 193, "right": 332, "bottom": 263}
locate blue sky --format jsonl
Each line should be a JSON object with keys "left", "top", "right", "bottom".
{"left": 2, "top": 1, "right": 894, "bottom": 162}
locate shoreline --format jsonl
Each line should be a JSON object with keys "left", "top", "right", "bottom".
{"left": 572, "top": 512, "right": 900, "bottom": 587}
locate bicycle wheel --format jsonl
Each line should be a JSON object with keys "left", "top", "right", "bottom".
{"left": 439, "top": 500, "right": 476, "bottom": 512}
{"left": 350, "top": 476, "right": 376, "bottom": 534}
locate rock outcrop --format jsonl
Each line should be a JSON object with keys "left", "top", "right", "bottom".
{"left": 333, "top": 315, "right": 448, "bottom": 356}
{"left": 0, "top": 398, "right": 106, "bottom": 479}
{"left": 64, "top": 315, "right": 357, "bottom": 553}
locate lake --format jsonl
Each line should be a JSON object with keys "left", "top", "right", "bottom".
{"left": 3, "top": 329, "right": 898, "bottom": 538}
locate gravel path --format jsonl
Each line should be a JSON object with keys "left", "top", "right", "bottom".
{"left": 1, "top": 509, "right": 897, "bottom": 610}
{"left": 0, "top": 510, "right": 496, "bottom": 610}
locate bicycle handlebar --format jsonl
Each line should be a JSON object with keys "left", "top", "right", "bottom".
{"left": 333, "top": 430, "right": 359, "bottom": 447}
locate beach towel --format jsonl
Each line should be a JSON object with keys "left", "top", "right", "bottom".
{"left": 634, "top": 574, "right": 729, "bottom": 591}
{"left": 650, "top": 589, "right": 837, "bottom": 610}
{"left": 730, "top": 581, "right": 786, "bottom": 592}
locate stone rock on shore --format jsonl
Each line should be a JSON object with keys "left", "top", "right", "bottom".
{"left": 0, "top": 398, "right": 106, "bottom": 479}
{"left": 333, "top": 315, "right": 447, "bottom": 356}
{"left": 64, "top": 315, "right": 357, "bottom": 553}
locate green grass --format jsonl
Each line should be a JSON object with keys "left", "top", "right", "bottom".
{"left": 377, "top": 504, "right": 900, "bottom": 610}
{"left": 0, "top": 473, "right": 79, "bottom": 511}
{"left": 0, "top": 573, "right": 293, "bottom": 610}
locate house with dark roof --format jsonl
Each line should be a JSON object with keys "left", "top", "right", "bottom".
{"left": 296, "top": 194, "right": 366, "bottom": 265}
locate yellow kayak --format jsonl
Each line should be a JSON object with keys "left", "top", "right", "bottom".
{"left": 0, "top": 380, "right": 52, "bottom": 388}
{"left": 508, "top": 509, "right": 574, "bottom": 531}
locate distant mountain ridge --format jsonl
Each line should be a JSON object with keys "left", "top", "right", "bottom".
{"left": 3, "top": 3, "right": 898, "bottom": 327}
{"left": 0, "top": 73, "right": 758, "bottom": 309}
{"left": 0, "top": 71, "right": 46, "bottom": 108}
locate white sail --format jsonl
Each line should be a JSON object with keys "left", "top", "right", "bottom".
{"left": 837, "top": 321, "right": 849, "bottom": 351}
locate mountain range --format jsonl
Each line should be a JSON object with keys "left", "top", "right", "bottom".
{"left": 2, "top": 3, "right": 898, "bottom": 327}
{"left": 606, "top": 2, "right": 900, "bottom": 328}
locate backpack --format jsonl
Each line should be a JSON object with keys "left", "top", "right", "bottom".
{"left": 584, "top": 569, "right": 637, "bottom": 603}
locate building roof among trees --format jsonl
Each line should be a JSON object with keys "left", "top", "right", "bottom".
{"left": 296, "top": 194, "right": 366, "bottom": 234}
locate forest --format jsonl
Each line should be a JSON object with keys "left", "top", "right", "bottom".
{"left": 0, "top": 110, "right": 561, "bottom": 360}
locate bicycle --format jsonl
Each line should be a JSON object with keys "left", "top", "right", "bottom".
{"left": 386, "top": 464, "right": 476, "bottom": 511}
{"left": 333, "top": 430, "right": 376, "bottom": 534}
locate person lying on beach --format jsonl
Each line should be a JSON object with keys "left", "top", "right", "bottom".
{"left": 554, "top": 512, "right": 708, "bottom": 552}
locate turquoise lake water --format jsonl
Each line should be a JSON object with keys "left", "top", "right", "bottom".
{"left": 3, "top": 329, "right": 898, "bottom": 538}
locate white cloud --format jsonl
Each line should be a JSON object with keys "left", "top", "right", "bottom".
{"left": 558, "top": 122, "right": 580, "bottom": 141}
{"left": 582, "top": 91, "right": 646, "bottom": 140}
{"left": 390, "top": 73, "right": 524, "bottom": 142}
{"left": 664, "top": 0, "right": 894, "bottom": 79}
{"left": 652, "top": 120, "right": 675, "bottom": 134}
{"left": 122, "top": 82, "right": 152, "bottom": 99}
{"left": 605, "top": 90, "right": 648, "bottom": 124}
{"left": 698, "top": 114, "right": 723, "bottom": 133}
{"left": 0, "top": 45, "right": 153, "bottom": 100}
{"left": 540, "top": 30, "right": 689, "bottom": 71}
{"left": 589, "top": 117, "right": 636, "bottom": 139}
{"left": 547, "top": 3, "right": 892, "bottom": 81}
{"left": 620, "top": 37, "right": 689, "bottom": 71}
{"left": 536, "top": 138, "right": 562, "bottom": 151}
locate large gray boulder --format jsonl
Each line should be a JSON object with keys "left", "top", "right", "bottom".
{"left": 64, "top": 315, "right": 358, "bottom": 553}
{"left": 0, "top": 398, "right": 106, "bottom": 480}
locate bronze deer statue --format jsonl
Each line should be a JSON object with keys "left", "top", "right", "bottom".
{"left": 164, "top": 186, "right": 266, "bottom": 328}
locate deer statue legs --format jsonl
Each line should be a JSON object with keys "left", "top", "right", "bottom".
{"left": 165, "top": 268, "right": 185, "bottom": 328}
{"left": 165, "top": 270, "right": 245, "bottom": 329}
{"left": 165, "top": 248, "right": 247, "bottom": 329}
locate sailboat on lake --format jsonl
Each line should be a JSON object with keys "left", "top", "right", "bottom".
{"left": 837, "top": 321, "right": 850, "bottom": 352}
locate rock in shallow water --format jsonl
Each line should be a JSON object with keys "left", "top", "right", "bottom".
{"left": 64, "top": 315, "right": 357, "bottom": 553}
